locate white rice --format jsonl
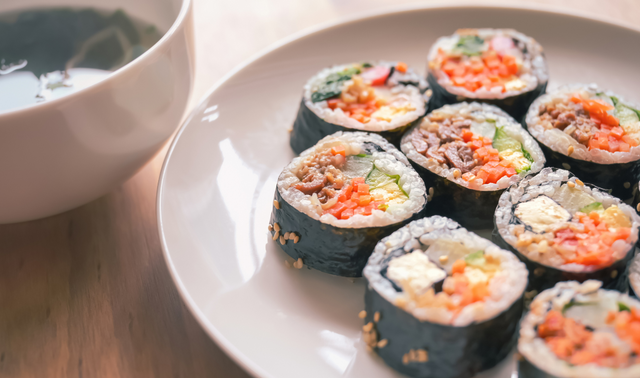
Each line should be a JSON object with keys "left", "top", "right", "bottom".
{"left": 277, "top": 132, "right": 426, "bottom": 228}
{"left": 631, "top": 253, "right": 640, "bottom": 296}
{"left": 519, "top": 280, "right": 640, "bottom": 378}
{"left": 401, "top": 102, "right": 545, "bottom": 191}
{"left": 303, "top": 62, "right": 427, "bottom": 132}
{"left": 495, "top": 168, "right": 640, "bottom": 271}
{"left": 427, "top": 28, "right": 548, "bottom": 99}
{"left": 363, "top": 216, "right": 528, "bottom": 326}
{"left": 526, "top": 83, "right": 640, "bottom": 164}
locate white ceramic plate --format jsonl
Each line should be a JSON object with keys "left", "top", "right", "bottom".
{"left": 157, "top": 4, "right": 640, "bottom": 377}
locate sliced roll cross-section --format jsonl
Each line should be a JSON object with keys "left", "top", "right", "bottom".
{"left": 270, "top": 131, "right": 427, "bottom": 277}
{"left": 526, "top": 83, "right": 640, "bottom": 200}
{"left": 427, "top": 28, "right": 548, "bottom": 119}
{"left": 494, "top": 168, "right": 640, "bottom": 294}
{"left": 402, "top": 102, "right": 544, "bottom": 228}
{"left": 519, "top": 280, "right": 640, "bottom": 378}
{"left": 362, "top": 216, "right": 527, "bottom": 378}
{"left": 290, "top": 61, "right": 429, "bottom": 154}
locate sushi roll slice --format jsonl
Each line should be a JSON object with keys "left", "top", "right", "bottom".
{"left": 519, "top": 280, "right": 640, "bottom": 378}
{"left": 526, "top": 84, "right": 640, "bottom": 200}
{"left": 270, "top": 131, "right": 427, "bottom": 277}
{"left": 362, "top": 216, "right": 528, "bottom": 378}
{"left": 494, "top": 168, "right": 640, "bottom": 295}
{"left": 290, "top": 61, "right": 429, "bottom": 154}
{"left": 630, "top": 253, "right": 640, "bottom": 298}
{"left": 427, "top": 28, "right": 548, "bottom": 120}
{"left": 401, "top": 102, "right": 545, "bottom": 228}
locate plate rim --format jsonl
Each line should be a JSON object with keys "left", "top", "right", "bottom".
{"left": 156, "top": 2, "right": 640, "bottom": 377}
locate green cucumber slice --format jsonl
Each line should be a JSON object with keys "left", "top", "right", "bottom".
{"left": 579, "top": 202, "right": 604, "bottom": 214}
{"left": 365, "top": 166, "right": 408, "bottom": 197}
{"left": 464, "top": 251, "right": 486, "bottom": 267}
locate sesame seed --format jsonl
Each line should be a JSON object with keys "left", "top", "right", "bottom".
{"left": 534, "top": 267, "right": 545, "bottom": 277}
{"left": 279, "top": 236, "right": 286, "bottom": 245}
{"left": 409, "top": 349, "right": 417, "bottom": 361}
{"left": 272, "top": 231, "right": 279, "bottom": 241}
{"left": 293, "top": 258, "right": 303, "bottom": 269}
{"left": 417, "top": 349, "right": 428, "bottom": 362}
{"left": 624, "top": 182, "right": 631, "bottom": 189}
{"left": 368, "top": 330, "right": 377, "bottom": 347}
{"left": 611, "top": 270, "right": 618, "bottom": 278}
{"left": 374, "top": 312, "right": 381, "bottom": 322}
{"left": 637, "top": 203, "right": 640, "bottom": 212}
{"left": 439, "top": 255, "right": 448, "bottom": 264}
{"left": 268, "top": 224, "right": 273, "bottom": 232}
{"left": 363, "top": 331, "right": 371, "bottom": 344}
{"left": 567, "top": 181, "right": 575, "bottom": 188}
{"left": 562, "top": 163, "right": 571, "bottom": 170}
{"left": 402, "top": 354, "right": 409, "bottom": 365}
{"left": 524, "top": 290, "right": 538, "bottom": 299}
{"left": 283, "top": 232, "right": 290, "bottom": 240}
{"left": 453, "top": 169, "right": 461, "bottom": 179}
{"left": 293, "top": 235, "right": 300, "bottom": 244}
{"left": 377, "top": 339, "right": 388, "bottom": 348}
{"left": 274, "top": 222, "right": 280, "bottom": 232}
{"left": 358, "top": 310, "right": 367, "bottom": 319}
{"left": 567, "top": 145, "right": 574, "bottom": 156}
{"left": 575, "top": 179, "right": 584, "bottom": 186}
{"left": 428, "top": 187, "right": 434, "bottom": 196}
{"left": 273, "top": 200, "right": 280, "bottom": 209}
{"left": 363, "top": 322, "right": 374, "bottom": 332}
{"left": 284, "top": 260, "right": 291, "bottom": 269}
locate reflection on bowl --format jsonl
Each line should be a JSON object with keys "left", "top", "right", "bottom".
{"left": 0, "top": 0, "right": 194, "bottom": 223}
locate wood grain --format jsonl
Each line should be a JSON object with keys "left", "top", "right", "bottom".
{"left": 1, "top": 1, "right": 639, "bottom": 377}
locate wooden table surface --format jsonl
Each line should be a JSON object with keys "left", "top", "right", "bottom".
{"left": 2, "top": 1, "right": 639, "bottom": 377}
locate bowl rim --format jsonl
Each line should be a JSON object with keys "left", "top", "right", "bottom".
{"left": 156, "top": 2, "right": 640, "bottom": 378}
{"left": 0, "top": 0, "right": 192, "bottom": 119}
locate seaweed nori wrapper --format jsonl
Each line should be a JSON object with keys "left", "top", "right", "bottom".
{"left": 269, "top": 189, "right": 427, "bottom": 277}
{"left": 633, "top": 180, "right": 640, "bottom": 215}
{"left": 290, "top": 99, "right": 425, "bottom": 154}
{"left": 409, "top": 161, "right": 503, "bottom": 229}
{"left": 535, "top": 139, "right": 640, "bottom": 201}
{"left": 492, "top": 227, "right": 635, "bottom": 294}
{"left": 427, "top": 73, "right": 547, "bottom": 122}
{"left": 364, "top": 285, "right": 523, "bottom": 378}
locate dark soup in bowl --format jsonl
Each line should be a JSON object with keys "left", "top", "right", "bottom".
{"left": 0, "top": 7, "right": 163, "bottom": 113}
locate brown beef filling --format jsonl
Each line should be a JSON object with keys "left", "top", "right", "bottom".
{"left": 410, "top": 117, "right": 478, "bottom": 173}
{"left": 538, "top": 102, "right": 599, "bottom": 146}
{"left": 295, "top": 149, "right": 346, "bottom": 203}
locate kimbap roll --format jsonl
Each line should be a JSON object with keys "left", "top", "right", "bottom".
{"left": 526, "top": 84, "right": 640, "bottom": 200}
{"left": 494, "top": 168, "right": 640, "bottom": 294}
{"left": 401, "top": 102, "right": 545, "bottom": 228}
{"left": 362, "top": 216, "right": 527, "bottom": 378}
{"left": 630, "top": 253, "right": 640, "bottom": 298}
{"left": 290, "top": 61, "right": 429, "bottom": 154}
{"left": 270, "top": 131, "right": 427, "bottom": 277}
{"left": 427, "top": 28, "right": 548, "bottom": 119}
{"left": 519, "top": 280, "right": 640, "bottom": 378}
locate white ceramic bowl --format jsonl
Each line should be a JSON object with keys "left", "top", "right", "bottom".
{"left": 0, "top": 0, "right": 194, "bottom": 223}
